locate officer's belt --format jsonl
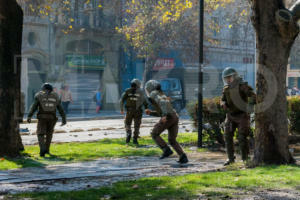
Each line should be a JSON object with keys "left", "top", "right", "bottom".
{"left": 125, "top": 107, "right": 142, "bottom": 111}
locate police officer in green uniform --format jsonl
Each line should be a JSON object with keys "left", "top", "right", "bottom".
{"left": 220, "top": 67, "right": 256, "bottom": 165}
{"left": 120, "top": 79, "right": 148, "bottom": 145}
{"left": 27, "top": 83, "right": 66, "bottom": 157}
{"left": 145, "top": 80, "right": 188, "bottom": 164}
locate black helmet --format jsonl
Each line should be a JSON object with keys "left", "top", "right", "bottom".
{"left": 222, "top": 67, "right": 239, "bottom": 85}
{"left": 42, "top": 83, "right": 53, "bottom": 92}
{"left": 145, "top": 80, "right": 161, "bottom": 96}
{"left": 131, "top": 79, "right": 141, "bottom": 88}
{"left": 222, "top": 67, "right": 238, "bottom": 78}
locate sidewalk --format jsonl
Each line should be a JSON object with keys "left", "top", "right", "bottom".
{"left": 23, "top": 109, "right": 191, "bottom": 122}
{"left": 0, "top": 152, "right": 226, "bottom": 194}
{"left": 20, "top": 118, "right": 195, "bottom": 145}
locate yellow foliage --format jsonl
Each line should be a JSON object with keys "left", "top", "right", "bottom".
{"left": 63, "top": 0, "right": 70, "bottom": 5}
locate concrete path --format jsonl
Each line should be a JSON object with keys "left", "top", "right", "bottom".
{"left": 0, "top": 152, "right": 226, "bottom": 194}
{"left": 20, "top": 118, "right": 195, "bottom": 145}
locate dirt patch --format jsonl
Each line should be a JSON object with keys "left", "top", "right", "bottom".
{"left": 54, "top": 130, "right": 67, "bottom": 134}
{"left": 87, "top": 128, "right": 101, "bottom": 131}
{"left": 70, "top": 129, "right": 84, "bottom": 133}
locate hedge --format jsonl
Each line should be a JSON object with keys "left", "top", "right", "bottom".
{"left": 288, "top": 97, "right": 300, "bottom": 134}
{"left": 188, "top": 96, "right": 300, "bottom": 135}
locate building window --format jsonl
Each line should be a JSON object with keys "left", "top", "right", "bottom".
{"left": 28, "top": 32, "right": 36, "bottom": 46}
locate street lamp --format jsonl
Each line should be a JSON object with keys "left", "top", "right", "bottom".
{"left": 198, "top": 0, "right": 204, "bottom": 148}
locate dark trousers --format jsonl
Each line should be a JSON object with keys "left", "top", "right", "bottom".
{"left": 224, "top": 112, "right": 250, "bottom": 161}
{"left": 62, "top": 101, "right": 70, "bottom": 114}
{"left": 125, "top": 109, "right": 143, "bottom": 139}
{"left": 151, "top": 113, "right": 184, "bottom": 156}
{"left": 37, "top": 118, "right": 57, "bottom": 153}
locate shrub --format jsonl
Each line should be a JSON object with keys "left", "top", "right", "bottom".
{"left": 288, "top": 97, "right": 300, "bottom": 135}
{"left": 187, "top": 97, "right": 226, "bottom": 146}
{"left": 188, "top": 96, "right": 300, "bottom": 137}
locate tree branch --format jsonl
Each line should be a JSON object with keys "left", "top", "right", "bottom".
{"left": 276, "top": 5, "right": 299, "bottom": 39}
{"left": 290, "top": 0, "right": 300, "bottom": 22}
{"left": 248, "top": 0, "right": 259, "bottom": 30}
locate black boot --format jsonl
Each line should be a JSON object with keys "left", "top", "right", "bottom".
{"left": 126, "top": 132, "right": 131, "bottom": 143}
{"left": 224, "top": 156, "right": 236, "bottom": 166}
{"left": 160, "top": 147, "right": 173, "bottom": 159}
{"left": 133, "top": 138, "right": 138, "bottom": 145}
{"left": 178, "top": 153, "right": 189, "bottom": 164}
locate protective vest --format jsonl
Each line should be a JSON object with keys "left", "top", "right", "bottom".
{"left": 37, "top": 91, "right": 59, "bottom": 114}
{"left": 150, "top": 90, "right": 175, "bottom": 116}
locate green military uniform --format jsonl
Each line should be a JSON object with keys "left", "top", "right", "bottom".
{"left": 221, "top": 77, "right": 256, "bottom": 163}
{"left": 120, "top": 86, "right": 148, "bottom": 144}
{"left": 145, "top": 80, "right": 188, "bottom": 164}
{"left": 28, "top": 89, "right": 66, "bottom": 156}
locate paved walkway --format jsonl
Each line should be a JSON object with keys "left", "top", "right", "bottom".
{"left": 0, "top": 152, "right": 226, "bottom": 194}
{"left": 20, "top": 118, "right": 195, "bottom": 145}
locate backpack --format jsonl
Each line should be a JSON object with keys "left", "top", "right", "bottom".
{"left": 38, "top": 92, "right": 58, "bottom": 112}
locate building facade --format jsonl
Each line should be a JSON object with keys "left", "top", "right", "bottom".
{"left": 19, "top": 0, "right": 123, "bottom": 114}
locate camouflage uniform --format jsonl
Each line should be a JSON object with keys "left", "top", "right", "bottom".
{"left": 120, "top": 87, "right": 148, "bottom": 143}
{"left": 28, "top": 90, "right": 66, "bottom": 156}
{"left": 145, "top": 80, "right": 188, "bottom": 163}
{"left": 221, "top": 77, "right": 256, "bottom": 162}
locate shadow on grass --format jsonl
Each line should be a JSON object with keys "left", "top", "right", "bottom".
{"left": 2, "top": 152, "right": 77, "bottom": 170}
{"left": 4, "top": 153, "right": 47, "bottom": 169}
{"left": 14, "top": 178, "right": 198, "bottom": 200}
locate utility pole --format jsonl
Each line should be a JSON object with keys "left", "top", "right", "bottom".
{"left": 198, "top": 0, "right": 204, "bottom": 148}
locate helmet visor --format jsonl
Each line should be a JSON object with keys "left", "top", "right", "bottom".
{"left": 223, "top": 74, "right": 236, "bottom": 85}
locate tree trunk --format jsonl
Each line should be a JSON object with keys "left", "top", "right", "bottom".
{"left": 250, "top": 0, "right": 299, "bottom": 164}
{"left": 142, "top": 55, "right": 156, "bottom": 86}
{"left": 0, "top": 0, "right": 24, "bottom": 157}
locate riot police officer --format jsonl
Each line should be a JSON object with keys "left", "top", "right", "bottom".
{"left": 27, "top": 83, "right": 66, "bottom": 157}
{"left": 120, "top": 79, "right": 148, "bottom": 144}
{"left": 145, "top": 80, "right": 188, "bottom": 164}
{"left": 220, "top": 67, "right": 256, "bottom": 165}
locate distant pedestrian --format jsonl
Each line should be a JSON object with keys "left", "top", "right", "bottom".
{"left": 291, "top": 86, "right": 299, "bottom": 96}
{"left": 53, "top": 87, "right": 58, "bottom": 94}
{"left": 94, "top": 88, "right": 102, "bottom": 113}
{"left": 60, "top": 84, "right": 73, "bottom": 114}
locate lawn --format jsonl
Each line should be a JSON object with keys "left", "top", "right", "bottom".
{"left": 7, "top": 165, "right": 300, "bottom": 200}
{"left": 0, "top": 132, "right": 203, "bottom": 170}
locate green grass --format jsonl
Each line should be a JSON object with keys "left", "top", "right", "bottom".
{"left": 0, "top": 132, "right": 203, "bottom": 170}
{"left": 8, "top": 165, "right": 300, "bottom": 200}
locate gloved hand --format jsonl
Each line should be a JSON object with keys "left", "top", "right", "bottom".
{"left": 27, "top": 118, "right": 31, "bottom": 123}
{"left": 145, "top": 109, "right": 151, "bottom": 115}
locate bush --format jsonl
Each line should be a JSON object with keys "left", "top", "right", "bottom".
{"left": 188, "top": 96, "right": 300, "bottom": 136}
{"left": 288, "top": 97, "right": 300, "bottom": 135}
{"left": 187, "top": 97, "right": 226, "bottom": 146}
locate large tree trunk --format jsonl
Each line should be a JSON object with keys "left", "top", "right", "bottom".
{"left": 250, "top": 0, "right": 299, "bottom": 164}
{"left": 0, "top": 0, "right": 24, "bottom": 157}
